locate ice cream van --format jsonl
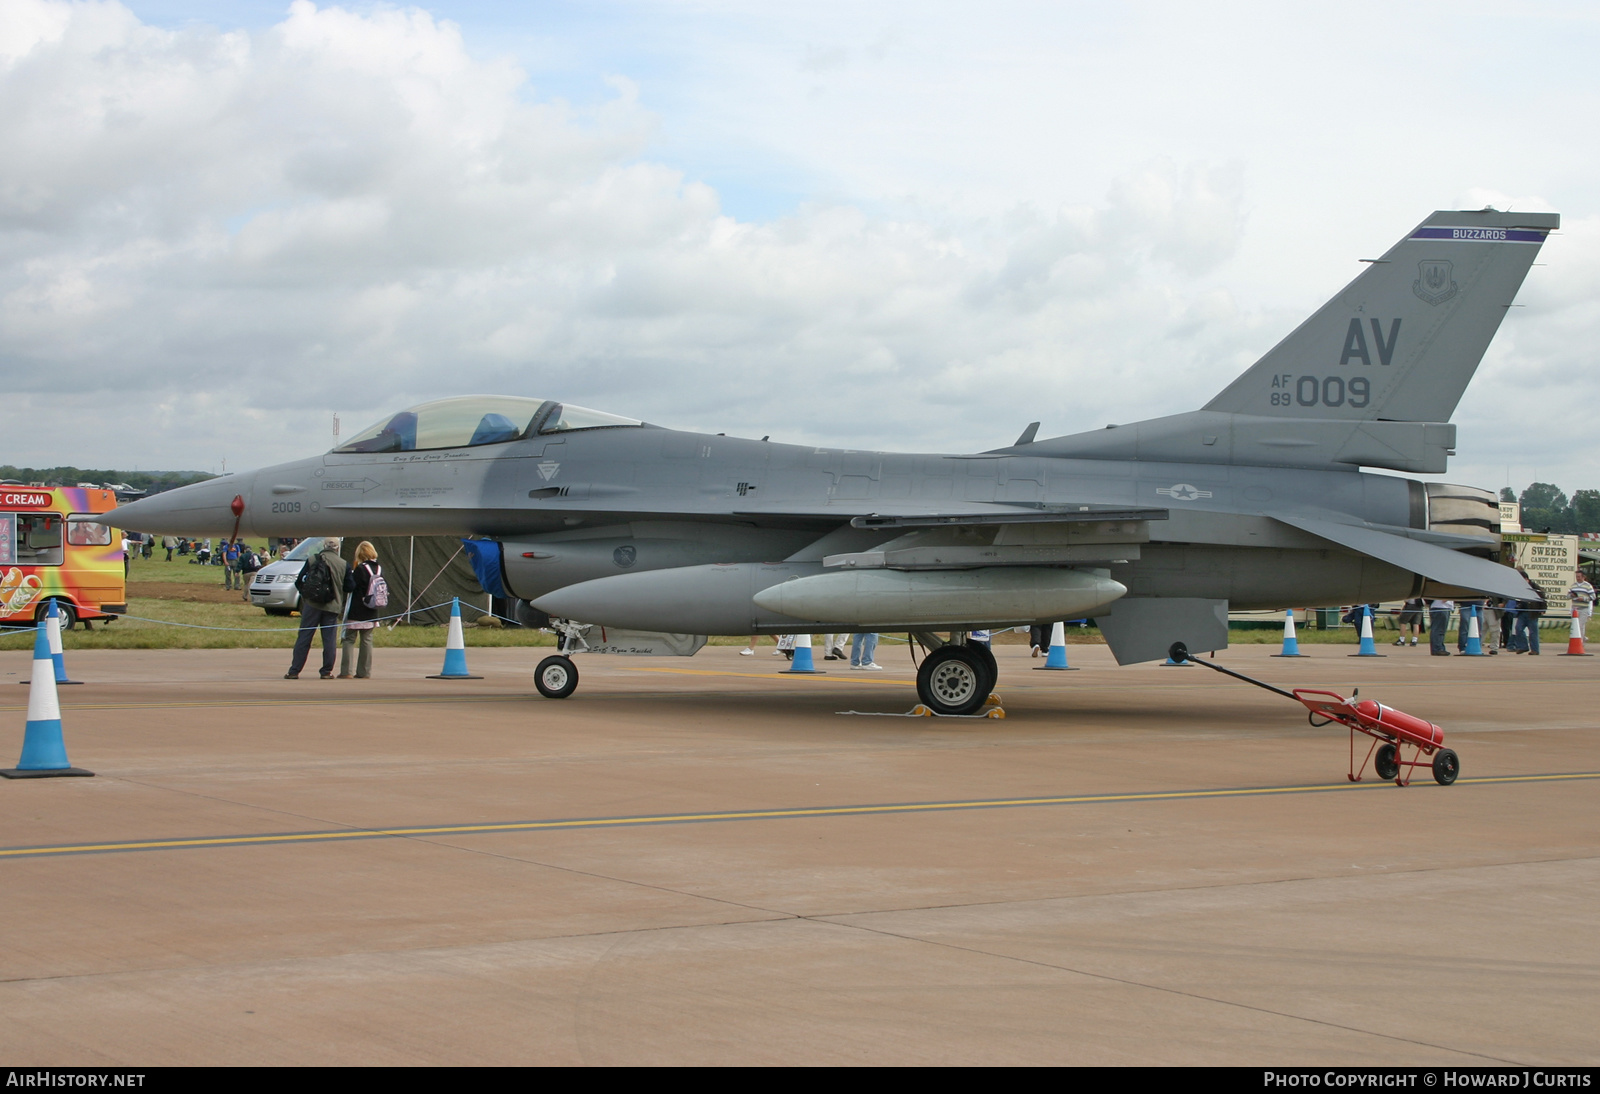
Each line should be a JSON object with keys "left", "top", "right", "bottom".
{"left": 0, "top": 487, "right": 126, "bottom": 630}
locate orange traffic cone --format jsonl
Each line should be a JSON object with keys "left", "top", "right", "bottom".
{"left": 1560, "top": 608, "right": 1591, "bottom": 657}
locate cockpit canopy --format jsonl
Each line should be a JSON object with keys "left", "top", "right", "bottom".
{"left": 334, "top": 396, "right": 641, "bottom": 454}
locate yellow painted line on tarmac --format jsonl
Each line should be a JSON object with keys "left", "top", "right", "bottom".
{"left": 3, "top": 772, "right": 1595, "bottom": 861}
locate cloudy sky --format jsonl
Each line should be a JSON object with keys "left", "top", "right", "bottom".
{"left": 2, "top": 0, "right": 1597, "bottom": 496}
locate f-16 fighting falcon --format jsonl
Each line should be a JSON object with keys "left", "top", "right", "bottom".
{"left": 112, "top": 208, "right": 1556, "bottom": 714}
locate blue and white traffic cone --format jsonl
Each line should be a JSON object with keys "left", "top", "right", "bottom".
{"left": 45, "top": 601, "right": 81, "bottom": 685}
{"left": 1271, "top": 609, "right": 1306, "bottom": 657}
{"left": 1349, "top": 606, "right": 1385, "bottom": 657}
{"left": 427, "top": 597, "right": 483, "bottom": 679}
{"left": 1036, "top": 621, "right": 1077, "bottom": 670}
{"left": 2, "top": 620, "right": 92, "bottom": 778}
{"left": 780, "top": 632, "right": 824, "bottom": 674}
{"left": 1462, "top": 606, "right": 1486, "bottom": 656}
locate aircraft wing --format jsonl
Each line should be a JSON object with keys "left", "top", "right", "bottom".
{"left": 1272, "top": 514, "right": 1533, "bottom": 600}
{"left": 715, "top": 503, "right": 1169, "bottom": 526}
{"left": 844, "top": 507, "right": 1167, "bottom": 528}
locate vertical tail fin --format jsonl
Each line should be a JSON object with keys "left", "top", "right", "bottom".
{"left": 1205, "top": 209, "right": 1558, "bottom": 422}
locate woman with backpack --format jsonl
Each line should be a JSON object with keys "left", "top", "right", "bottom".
{"left": 338, "top": 541, "right": 385, "bottom": 679}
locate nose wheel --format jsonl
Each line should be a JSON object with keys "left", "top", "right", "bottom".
{"left": 915, "top": 645, "right": 994, "bottom": 716}
{"left": 534, "top": 654, "right": 579, "bottom": 699}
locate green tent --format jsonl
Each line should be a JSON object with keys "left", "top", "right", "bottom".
{"left": 339, "top": 536, "right": 488, "bottom": 626}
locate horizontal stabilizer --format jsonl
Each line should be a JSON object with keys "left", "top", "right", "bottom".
{"left": 1273, "top": 515, "right": 1533, "bottom": 600}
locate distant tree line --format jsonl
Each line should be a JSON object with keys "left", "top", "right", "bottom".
{"left": 1502, "top": 484, "right": 1600, "bottom": 534}
{"left": 0, "top": 466, "right": 215, "bottom": 495}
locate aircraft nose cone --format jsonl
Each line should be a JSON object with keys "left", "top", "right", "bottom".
{"left": 110, "top": 474, "right": 256, "bottom": 535}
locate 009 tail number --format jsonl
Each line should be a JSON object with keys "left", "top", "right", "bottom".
{"left": 1270, "top": 375, "right": 1371, "bottom": 408}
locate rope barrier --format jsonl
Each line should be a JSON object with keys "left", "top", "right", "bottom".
{"left": 0, "top": 598, "right": 525, "bottom": 639}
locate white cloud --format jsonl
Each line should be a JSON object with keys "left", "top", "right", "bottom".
{"left": 1448, "top": 213, "right": 1600, "bottom": 491}
{"left": 0, "top": 0, "right": 1268, "bottom": 471}
{"left": 0, "top": 0, "right": 1597, "bottom": 500}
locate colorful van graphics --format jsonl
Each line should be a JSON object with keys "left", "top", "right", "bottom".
{"left": 0, "top": 487, "right": 125, "bottom": 628}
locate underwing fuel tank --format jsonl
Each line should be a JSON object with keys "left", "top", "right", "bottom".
{"left": 534, "top": 562, "right": 820, "bottom": 635}
{"left": 754, "top": 567, "right": 1127, "bottom": 628}
{"left": 532, "top": 562, "right": 1126, "bottom": 635}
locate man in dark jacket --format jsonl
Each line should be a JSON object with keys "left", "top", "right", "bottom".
{"left": 286, "top": 537, "right": 349, "bottom": 679}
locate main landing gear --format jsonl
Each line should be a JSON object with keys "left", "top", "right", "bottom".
{"left": 913, "top": 635, "right": 998, "bottom": 716}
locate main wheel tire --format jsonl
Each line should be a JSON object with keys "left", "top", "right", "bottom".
{"left": 1431, "top": 748, "right": 1460, "bottom": 786}
{"left": 1374, "top": 743, "right": 1400, "bottom": 781}
{"left": 916, "top": 645, "right": 989, "bottom": 716}
{"left": 968, "top": 641, "right": 998, "bottom": 697}
{"left": 534, "top": 654, "right": 579, "bottom": 699}
{"left": 37, "top": 600, "right": 74, "bottom": 632}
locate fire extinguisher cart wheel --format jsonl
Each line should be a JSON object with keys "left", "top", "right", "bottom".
{"left": 1431, "top": 748, "right": 1460, "bottom": 786}
{"left": 1374, "top": 743, "right": 1400, "bottom": 781}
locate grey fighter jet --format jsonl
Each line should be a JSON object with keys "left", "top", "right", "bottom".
{"left": 112, "top": 208, "right": 1556, "bottom": 714}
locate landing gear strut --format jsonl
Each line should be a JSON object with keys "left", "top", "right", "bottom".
{"left": 530, "top": 618, "right": 591, "bottom": 699}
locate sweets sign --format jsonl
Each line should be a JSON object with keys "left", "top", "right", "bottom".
{"left": 0, "top": 513, "right": 12, "bottom": 565}
{"left": 1504, "top": 533, "right": 1579, "bottom": 613}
